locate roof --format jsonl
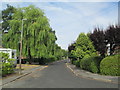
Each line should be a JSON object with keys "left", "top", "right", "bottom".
{"left": 0, "top": 48, "right": 16, "bottom": 51}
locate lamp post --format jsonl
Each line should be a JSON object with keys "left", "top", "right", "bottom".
{"left": 19, "top": 19, "right": 27, "bottom": 74}
{"left": 106, "top": 43, "right": 110, "bottom": 56}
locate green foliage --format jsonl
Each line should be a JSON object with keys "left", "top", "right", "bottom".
{"left": 2, "top": 62, "right": 14, "bottom": 76}
{"left": 80, "top": 56, "right": 103, "bottom": 73}
{"left": 68, "top": 52, "right": 77, "bottom": 61}
{"left": 68, "top": 42, "right": 76, "bottom": 60}
{"left": 75, "top": 60, "right": 80, "bottom": 67}
{"left": 71, "top": 60, "right": 80, "bottom": 67}
{"left": 0, "top": 52, "right": 15, "bottom": 76}
{"left": 71, "top": 33, "right": 96, "bottom": 60}
{"left": 2, "top": 4, "right": 16, "bottom": 33}
{"left": 1, "top": 52, "right": 9, "bottom": 60}
{"left": 2, "top": 5, "right": 67, "bottom": 64}
{"left": 100, "top": 54, "right": 120, "bottom": 76}
{"left": 72, "top": 60, "right": 76, "bottom": 65}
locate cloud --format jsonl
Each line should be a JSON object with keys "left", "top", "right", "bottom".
{"left": 1, "top": 2, "right": 118, "bottom": 49}
{"left": 1, "top": 0, "right": 119, "bottom": 2}
{"left": 31, "top": 2, "right": 117, "bottom": 49}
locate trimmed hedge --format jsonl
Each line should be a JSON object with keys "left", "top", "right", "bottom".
{"left": 80, "top": 56, "right": 103, "bottom": 73}
{"left": 100, "top": 54, "right": 120, "bottom": 76}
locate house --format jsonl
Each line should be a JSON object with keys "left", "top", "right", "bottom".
{"left": 0, "top": 48, "right": 17, "bottom": 67}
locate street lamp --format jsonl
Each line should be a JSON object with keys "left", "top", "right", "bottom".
{"left": 19, "top": 18, "right": 27, "bottom": 74}
{"left": 106, "top": 43, "right": 110, "bottom": 56}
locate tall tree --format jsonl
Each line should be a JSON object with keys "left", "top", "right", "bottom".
{"left": 2, "top": 5, "right": 66, "bottom": 63}
{"left": 68, "top": 42, "right": 76, "bottom": 60}
{"left": 105, "top": 25, "right": 120, "bottom": 55}
{"left": 89, "top": 28, "right": 106, "bottom": 57}
{"left": 2, "top": 4, "right": 16, "bottom": 32}
{"left": 68, "top": 42, "right": 76, "bottom": 52}
{"left": 72, "top": 33, "right": 96, "bottom": 59}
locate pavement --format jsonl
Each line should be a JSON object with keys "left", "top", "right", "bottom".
{"left": 66, "top": 62, "right": 119, "bottom": 84}
{"left": 0, "top": 64, "right": 48, "bottom": 86}
{"left": 2, "top": 60, "right": 119, "bottom": 88}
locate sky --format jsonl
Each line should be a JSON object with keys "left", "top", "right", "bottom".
{"left": 1, "top": 0, "right": 119, "bottom": 50}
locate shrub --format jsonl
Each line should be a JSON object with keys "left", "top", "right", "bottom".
{"left": 0, "top": 52, "right": 15, "bottom": 76}
{"left": 71, "top": 57, "right": 77, "bottom": 64}
{"left": 100, "top": 54, "right": 120, "bottom": 76}
{"left": 2, "top": 61, "right": 14, "bottom": 76}
{"left": 72, "top": 60, "right": 80, "bottom": 67}
{"left": 80, "top": 56, "right": 103, "bottom": 73}
{"left": 72, "top": 60, "right": 76, "bottom": 65}
{"left": 46, "top": 56, "right": 56, "bottom": 63}
{"left": 37, "top": 55, "right": 57, "bottom": 65}
{"left": 75, "top": 60, "right": 80, "bottom": 67}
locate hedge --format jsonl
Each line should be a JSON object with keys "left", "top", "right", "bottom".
{"left": 75, "top": 60, "right": 80, "bottom": 67}
{"left": 72, "top": 60, "right": 76, "bottom": 65}
{"left": 72, "top": 60, "right": 80, "bottom": 67}
{"left": 21, "top": 55, "right": 57, "bottom": 65}
{"left": 100, "top": 54, "right": 120, "bottom": 76}
{"left": 80, "top": 56, "right": 103, "bottom": 73}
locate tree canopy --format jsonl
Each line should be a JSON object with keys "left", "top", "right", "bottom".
{"left": 89, "top": 28, "right": 106, "bottom": 57}
{"left": 68, "top": 33, "right": 96, "bottom": 60}
{"left": 89, "top": 25, "right": 120, "bottom": 56}
{"left": 2, "top": 4, "right": 16, "bottom": 32}
{"left": 2, "top": 5, "right": 67, "bottom": 63}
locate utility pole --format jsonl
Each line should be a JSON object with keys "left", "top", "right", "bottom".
{"left": 19, "top": 19, "right": 27, "bottom": 74}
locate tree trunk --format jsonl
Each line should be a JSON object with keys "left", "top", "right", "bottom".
{"left": 28, "top": 47, "right": 32, "bottom": 64}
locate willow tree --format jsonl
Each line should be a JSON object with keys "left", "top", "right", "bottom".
{"left": 2, "top": 5, "right": 60, "bottom": 62}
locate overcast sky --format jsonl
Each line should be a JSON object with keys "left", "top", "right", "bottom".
{"left": 1, "top": 0, "right": 118, "bottom": 50}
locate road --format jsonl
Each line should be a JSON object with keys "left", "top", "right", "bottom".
{"left": 3, "top": 60, "right": 118, "bottom": 88}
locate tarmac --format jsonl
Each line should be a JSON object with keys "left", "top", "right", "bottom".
{"left": 0, "top": 65, "right": 47, "bottom": 87}
{"left": 0, "top": 60, "right": 119, "bottom": 88}
{"left": 66, "top": 63, "right": 119, "bottom": 84}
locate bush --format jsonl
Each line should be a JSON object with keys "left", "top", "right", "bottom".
{"left": 38, "top": 55, "right": 57, "bottom": 65}
{"left": 0, "top": 52, "right": 15, "bottom": 76}
{"left": 100, "top": 54, "right": 120, "bottom": 76}
{"left": 2, "top": 61, "right": 14, "bottom": 76}
{"left": 45, "top": 56, "right": 56, "bottom": 63}
{"left": 75, "top": 60, "right": 80, "bottom": 67}
{"left": 71, "top": 59, "right": 80, "bottom": 67}
{"left": 71, "top": 57, "right": 77, "bottom": 64}
{"left": 80, "top": 56, "right": 103, "bottom": 73}
{"left": 72, "top": 60, "right": 76, "bottom": 65}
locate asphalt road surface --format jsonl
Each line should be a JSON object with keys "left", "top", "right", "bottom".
{"left": 3, "top": 60, "right": 118, "bottom": 88}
